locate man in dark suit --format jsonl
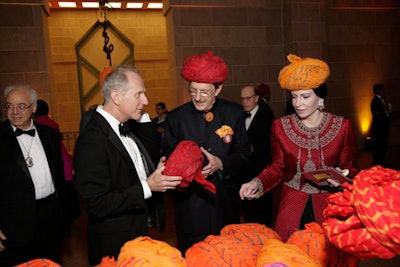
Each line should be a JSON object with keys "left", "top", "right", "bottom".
{"left": 73, "top": 65, "right": 181, "bottom": 266}
{"left": 163, "top": 51, "right": 251, "bottom": 254}
{"left": 0, "top": 85, "right": 68, "bottom": 267}
{"left": 370, "top": 83, "right": 391, "bottom": 166}
{"left": 240, "top": 85, "right": 275, "bottom": 227}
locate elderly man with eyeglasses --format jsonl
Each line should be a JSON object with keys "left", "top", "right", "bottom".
{"left": 162, "top": 51, "right": 252, "bottom": 254}
{"left": 0, "top": 85, "right": 68, "bottom": 266}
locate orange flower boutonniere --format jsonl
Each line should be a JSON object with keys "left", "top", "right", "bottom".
{"left": 215, "top": 125, "right": 234, "bottom": 144}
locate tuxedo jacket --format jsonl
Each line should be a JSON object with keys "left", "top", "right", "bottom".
{"left": 0, "top": 120, "right": 67, "bottom": 247}
{"left": 244, "top": 101, "right": 275, "bottom": 180}
{"left": 73, "top": 111, "right": 161, "bottom": 265}
{"left": 370, "top": 95, "right": 390, "bottom": 136}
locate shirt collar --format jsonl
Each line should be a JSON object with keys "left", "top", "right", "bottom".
{"left": 11, "top": 119, "right": 35, "bottom": 132}
{"left": 249, "top": 105, "right": 259, "bottom": 117}
{"left": 96, "top": 105, "right": 121, "bottom": 136}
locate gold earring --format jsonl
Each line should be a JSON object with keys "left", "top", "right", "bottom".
{"left": 317, "top": 102, "right": 325, "bottom": 112}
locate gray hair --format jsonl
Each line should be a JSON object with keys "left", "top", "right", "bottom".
{"left": 3, "top": 85, "right": 38, "bottom": 103}
{"left": 101, "top": 65, "right": 140, "bottom": 103}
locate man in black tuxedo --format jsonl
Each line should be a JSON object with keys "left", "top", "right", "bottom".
{"left": 240, "top": 85, "right": 275, "bottom": 227}
{"left": 370, "top": 83, "right": 391, "bottom": 166}
{"left": 73, "top": 65, "right": 182, "bottom": 266}
{"left": 0, "top": 85, "right": 68, "bottom": 266}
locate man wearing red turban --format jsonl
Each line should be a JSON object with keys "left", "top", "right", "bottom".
{"left": 162, "top": 51, "right": 251, "bottom": 254}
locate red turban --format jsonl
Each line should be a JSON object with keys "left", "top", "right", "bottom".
{"left": 162, "top": 140, "right": 216, "bottom": 194}
{"left": 323, "top": 166, "right": 400, "bottom": 259}
{"left": 181, "top": 51, "right": 228, "bottom": 83}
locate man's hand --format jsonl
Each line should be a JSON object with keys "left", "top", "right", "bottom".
{"left": 147, "top": 156, "right": 182, "bottom": 192}
{"left": 200, "top": 147, "right": 222, "bottom": 177}
{"left": 0, "top": 229, "right": 6, "bottom": 251}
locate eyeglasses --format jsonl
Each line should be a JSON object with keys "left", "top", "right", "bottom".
{"left": 241, "top": 95, "right": 256, "bottom": 101}
{"left": 5, "top": 103, "right": 34, "bottom": 112}
{"left": 189, "top": 88, "right": 215, "bottom": 97}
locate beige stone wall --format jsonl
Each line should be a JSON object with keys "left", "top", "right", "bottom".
{"left": 0, "top": 1, "right": 52, "bottom": 119}
{"left": 165, "top": 1, "right": 287, "bottom": 112}
{"left": 1, "top": 0, "right": 399, "bottom": 151}
{"left": 48, "top": 9, "right": 171, "bottom": 133}
{"left": 165, "top": 0, "right": 400, "bottom": 148}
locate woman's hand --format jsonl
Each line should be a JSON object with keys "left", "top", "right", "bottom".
{"left": 0, "top": 229, "right": 6, "bottom": 251}
{"left": 239, "top": 179, "right": 260, "bottom": 200}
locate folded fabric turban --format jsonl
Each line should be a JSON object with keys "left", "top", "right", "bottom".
{"left": 181, "top": 51, "right": 228, "bottom": 83}
{"left": 117, "top": 236, "right": 186, "bottom": 267}
{"left": 323, "top": 166, "right": 400, "bottom": 259}
{"left": 162, "top": 140, "right": 216, "bottom": 194}
{"left": 278, "top": 54, "right": 330, "bottom": 91}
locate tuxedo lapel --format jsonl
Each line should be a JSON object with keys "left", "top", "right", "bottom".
{"left": 35, "top": 125, "right": 55, "bottom": 172}
{"left": 128, "top": 132, "right": 155, "bottom": 174}
{"left": 4, "top": 122, "right": 32, "bottom": 179}
{"left": 14, "top": 140, "right": 31, "bottom": 179}
{"left": 93, "top": 112, "right": 136, "bottom": 167}
{"left": 108, "top": 129, "right": 133, "bottom": 163}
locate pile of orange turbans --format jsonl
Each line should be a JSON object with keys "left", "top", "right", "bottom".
{"left": 162, "top": 140, "right": 216, "bottom": 194}
{"left": 323, "top": 166, "right": 400, "bottom": 260}
{"left": 93, "top": 223, "right": 357, "bottom": 267}
{"left": 181, "top": 51, "right": 228, "bottom": 83}
{"left": 278, "top": 54, "right": 330, "bottom": 91}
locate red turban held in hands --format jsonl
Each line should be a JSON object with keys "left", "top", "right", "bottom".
{"left": 162, "top": 140, "right": 216, "bottom": 194}
{"left": 181, "top": 51, "right": 228, "bottom": 83}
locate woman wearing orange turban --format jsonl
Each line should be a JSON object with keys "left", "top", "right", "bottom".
{"left": 239, "top": 54, "right": 359, "bottom": 241}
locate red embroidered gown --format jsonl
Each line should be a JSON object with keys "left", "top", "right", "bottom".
{"left": 256, "top": 112, "right": 358, "bottom": 241}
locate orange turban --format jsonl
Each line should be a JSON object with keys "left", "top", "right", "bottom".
{"left": 323, "top": 166, "right": 400, "bottom": 260}
{"left": 181, "top": 51, "right": 228, "bottom": 83}
{"left": 278, "top": 54, "right": 330, "bottom": 91}
{"left": 99, "top": 66, "right": 116, "bottom": 87}
{"left": 117, "top": 236, "right": 186, "bottom": 267}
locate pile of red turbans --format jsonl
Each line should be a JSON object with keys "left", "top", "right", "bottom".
{"left": 181, "top": 51, "right": 228, "bottom": 83}
{"left": 323, "top": 165, "right": 400, "bottom": 259}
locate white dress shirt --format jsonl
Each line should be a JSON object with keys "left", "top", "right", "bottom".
{"left": 13, "top": 121, "right": 55, "bottom": 200}
{"left": 245, "top": 105, "right": 259, "bottom": 130}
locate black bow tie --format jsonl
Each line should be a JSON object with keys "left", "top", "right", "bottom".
{"left": 244, "top": 112, "right": 251, "bottom": 118}
{"left": 15, "top": 128, "right": 35, "bottom": 137}
{"left": 119, "top": 123, "right": 130, "bottom": 136}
